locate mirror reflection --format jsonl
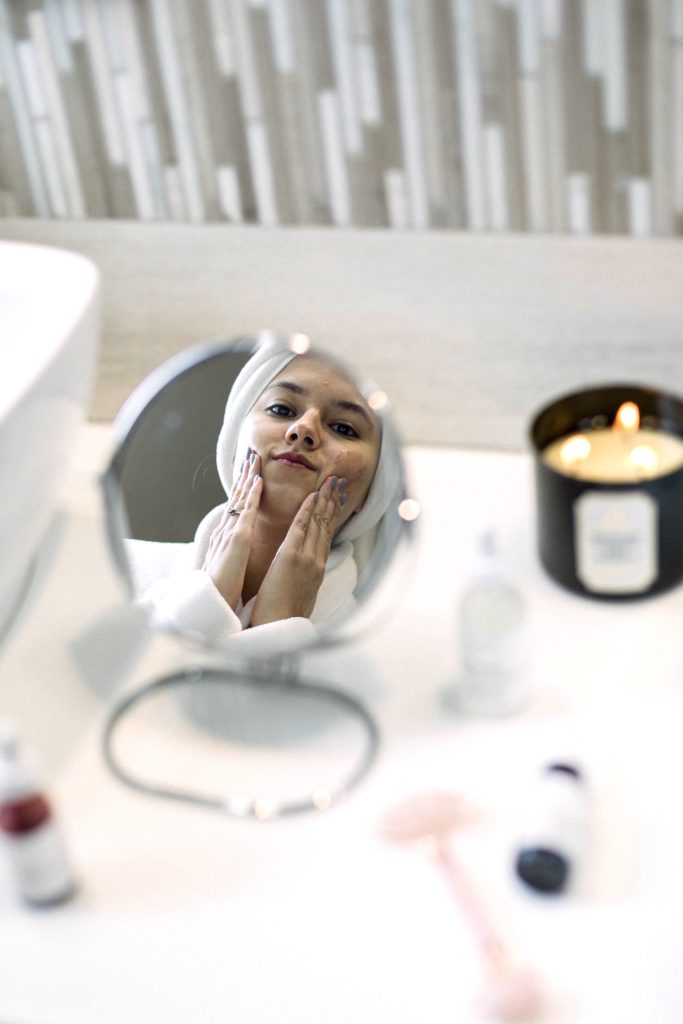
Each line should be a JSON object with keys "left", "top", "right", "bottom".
{"left": 106, "top": 332, "right": 408, "bottom": 658}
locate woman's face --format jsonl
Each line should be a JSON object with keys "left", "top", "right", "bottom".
{"left": 238, "top": 355, "right": 381, "bottom": 528}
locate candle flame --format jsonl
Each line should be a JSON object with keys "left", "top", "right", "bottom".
{"left": 613, "top": 401, "right": 640, "bottom": 434}
{"left": 629, "top": 444, "right": 658, "bottom": 474}
{"left": 559, "top": 434, "right": 591, "bottom": 466}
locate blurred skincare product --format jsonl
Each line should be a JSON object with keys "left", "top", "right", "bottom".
{"left": 515, "top": 763, "right": 586, "bottom": 895}
{"left": 453, "top": 531, "right": 530, "bottom": 715}
{"left": 0, "top": 720, "right": 77, "bottom": 906}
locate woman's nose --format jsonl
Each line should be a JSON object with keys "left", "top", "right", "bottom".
{"left": 285, "top": 412, "right": 320, "bottom": 448}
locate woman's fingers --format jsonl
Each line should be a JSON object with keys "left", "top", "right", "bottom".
{"left": 296, "top": 475, "right": 347, "bottom": 560}
{"left": 240, "top": 472, "right": 263, "bottom": 522}
{"left": 224, "top": 449, "right": 261, "bottom": 518}
{"left": 202, "top": 471, "right": 262, "bottom": 608}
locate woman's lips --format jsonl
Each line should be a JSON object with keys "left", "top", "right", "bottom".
{"left": 273, "top": 452, "right": 316, "bottom": 470}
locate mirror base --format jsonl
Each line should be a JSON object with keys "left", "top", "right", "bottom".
{"left": 102, "top": 665, "right": 379, "bottom": 820}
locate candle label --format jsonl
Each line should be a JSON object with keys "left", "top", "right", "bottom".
{"left": 574, "top": 491, "right": 657, "bottom": 593}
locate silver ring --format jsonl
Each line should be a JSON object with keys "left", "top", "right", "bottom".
{"left": 227, "top": 507, "right": 241, "bottom": 517}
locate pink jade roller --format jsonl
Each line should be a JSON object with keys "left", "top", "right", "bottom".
{"left": 381, "top": 791, "right": 545, "bottom": 1023}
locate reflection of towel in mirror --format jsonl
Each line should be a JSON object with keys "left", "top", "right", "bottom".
{"left": 128, "top": 333, "right": 402, "bottom": 656}
{"left": 125, "top": 533, "right": 358, "bottom": 657}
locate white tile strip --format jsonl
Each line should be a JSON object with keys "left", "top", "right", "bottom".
{"left": 164, "top": 163, "right": 188, "bottom": 220}
{"left": 43, "top": 0, "right": 73, "bottom": 74}
{"left": 581, "top": 0, "right": 603, "bottom": 76}
{"left": 318, "top": 88, "right": 351, "bottom": 226}
{"left": 384, "top": 166, "right": 408, "bottom": 229}
{"left": 217, "top": 164, "right": 243, "bottom": 221}
{"left": 0, "top": 0, "right": 50, "bottom": 215}
{"left": 674, "top": 39, "right": 683, "bottom": 214}
{"left": 451, "top": 0, "right": 486, "bottom": 230}
{"left": 59, "top": 0, "right": 84, "bottom": 42}
{"left": 627, "top": 176, "right": 652, "bottom": 237}
{"left": 354, "top": 39, "right": 381, "bottom": 126}
{"left": 112, "top": 71, "right": 157, "bottom": 219}
{"left": 81, "top": 0, "right": 126, "bottom": 165}
{"left": 567, "top": 172, "right": 592, "bottom": 234}
{"left": 602, "top": 0, "right": 627, "bottom": 131}
{"left": 517, "top": 0, "right": 541, "bottom": 74}
{"left": 246, "top": 119, "right": 278, "bottom": 224}
{"left": 140, "top": 118, "right": 170, "bottom": 218}
{"left": 389, "top": 0, "right": 428, "bottom": 228}
{"left": 230, "top": 0, "right": 262, "bottom": 121}
{"left": 149, "top": 0, "right": 205, "bottom": 222}
{"left": 207, "top": 0, "right": 237, "bottom": 75}
{"left": 519, "top": 73, "right": 548, "bottom": 232}
{"left": 484, "top": 122, "right": 508, "bottom": 231}
{"left": 326, "top": 0, "right": 362, "bottom": 155}
{"left": 28, "top": 10, "right": 86, "bottom": 216}
{"left": 267, "top": 0, "right": 295, "bottom": 74}
{"left": 34, "top": 117, "right": 68, "bottom": 215}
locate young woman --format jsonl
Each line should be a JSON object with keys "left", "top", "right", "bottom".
{"left": 137, "top": 336, "right": 402, "bottom": 655}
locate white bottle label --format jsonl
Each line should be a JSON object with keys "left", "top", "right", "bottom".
{"left": 518, "top": 773, "right": 586, "bottom": 866}
{"left": 4, "top": 823, "right": 75, "bottom": 903}
{"left": 459, "top": 622, "right": 529, "bottom": 713}
{"left": 574, "top": 491, "right": 657, "bottom": 594}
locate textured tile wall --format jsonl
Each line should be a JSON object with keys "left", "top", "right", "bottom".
{"left": 0, "top": 0, "right": 682, "bottom": 235}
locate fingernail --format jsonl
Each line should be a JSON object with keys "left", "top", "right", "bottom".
{"left": 313, "top": 490, "right": 320, "bottom": 503}
{"left": 338, "top": 477, "right": 347, "bottom": 492}
{"left": 329, "top": 476, "right": 337, "bottom": 490}
{"left": 339, "top": 494, "right": 347, "bottom": 508}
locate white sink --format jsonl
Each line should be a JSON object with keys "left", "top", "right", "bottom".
{"left": 0, "top": 241, "right": 100, "bottom": 644}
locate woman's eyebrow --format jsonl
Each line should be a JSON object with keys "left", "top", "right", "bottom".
{"left": 266, "top": 380, "right": 305, "bottom": 396}
{"left": 332, "top": 399, "right": 375, "bottom": 430}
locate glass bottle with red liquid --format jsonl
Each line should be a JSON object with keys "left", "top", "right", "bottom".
{"left": 0, "top": 720, "right": 77, "bottom": 906}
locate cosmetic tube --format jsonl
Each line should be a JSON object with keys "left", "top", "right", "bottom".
{"left": 514, "top": 763, "right": 586, "bottom": 895}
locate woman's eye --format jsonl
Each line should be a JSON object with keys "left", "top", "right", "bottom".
{"left": 331, "top": 422, "right": 359, "bottom": 439}
{"left": 267, "top": 403, "right": 294, "bottom": 417}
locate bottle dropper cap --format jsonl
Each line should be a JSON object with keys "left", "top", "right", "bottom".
{"left": 0, "top": 719, "right": 18, "bottom": 762}
{"left": 0, "top": 719, "right": 38, "bottom": 800}
{"left": 468, "top": 529, "right": 501, "bottom": 579}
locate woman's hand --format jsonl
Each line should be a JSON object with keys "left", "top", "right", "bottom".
{"left": 202, "top": 450, "right": 262, "bottom": 609}
{"left": 251, "top": 476, "right": 347, "bottom": 626}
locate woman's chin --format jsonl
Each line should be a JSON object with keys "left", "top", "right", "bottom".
{"left": 261, "top": 480, "right": 315, "bottom": 520}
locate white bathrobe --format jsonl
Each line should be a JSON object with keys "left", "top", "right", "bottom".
{"left": 128, "top": 336, "right": 402, "bottom": 656}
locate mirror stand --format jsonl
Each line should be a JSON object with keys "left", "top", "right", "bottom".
{"left": 102, "top": 663, "right": 380, "bottom": 821}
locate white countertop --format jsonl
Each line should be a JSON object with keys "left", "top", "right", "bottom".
{"left": 1, "top": 429, "right": 682, "bottom": 1024}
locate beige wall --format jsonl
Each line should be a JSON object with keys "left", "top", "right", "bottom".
{"left": 4, "top": 218, "right": 683, "bottom": 451}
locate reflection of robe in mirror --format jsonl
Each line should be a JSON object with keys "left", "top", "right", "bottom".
{"left": 126, "top": 337, "right": 401, "bottom": 656}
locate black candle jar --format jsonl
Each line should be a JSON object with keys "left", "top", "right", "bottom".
{"left": 530, "top": 384, "right": 683, "bottom": 599}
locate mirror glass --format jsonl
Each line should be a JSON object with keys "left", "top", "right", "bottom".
{"left": 103, "top": 331, "right": 413, "bottom": 659}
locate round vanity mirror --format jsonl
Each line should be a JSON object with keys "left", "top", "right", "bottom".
{"left": 101, "top": 331, "right": 416, "bottom": 818}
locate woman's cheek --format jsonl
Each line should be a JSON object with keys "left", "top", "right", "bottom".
{"left": 333, "top": 450, "right": 365, "bottom": 484}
